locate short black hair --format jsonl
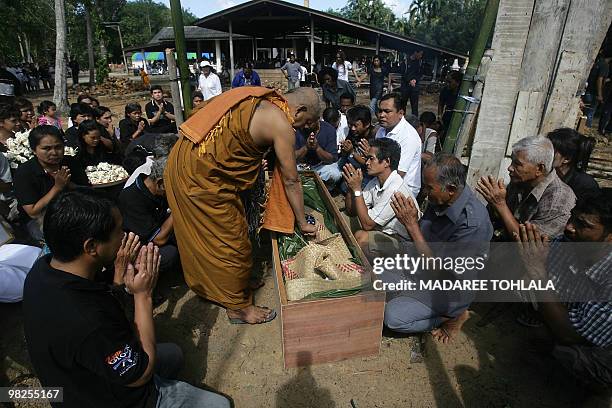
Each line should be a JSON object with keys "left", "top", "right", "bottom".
{"left": 379, "top": 92, "right": 405, "bottom": 112}
{"left": 150, "top": 85, "right": 163, "bottom": 93}
{"left": 124, "top": 103, "right": 142, "bottom": 117}
{"left": 77, "top": 94, "right": 92, "bottom": 103}
{"left": 370, "top": 138, "right": 401, "bottom": 171}
{"left": 340, "top": 93, "right": 355, "bottom": 103}
{"left": 192, "top": 91, "right": 204, "bottom": 100}
{"left": 43, "top": 190, "right": 118, "bottom": 262}
{"left": 319, "top": 67, "right": 338, "bottom": 82}
{"left": 547, "top": 127, "right": 595, "bottom": 171}
{"left": 322, "top": 107, "right": 340, "bottom": 125}
{"left": 346, "top": 105, "right": 372, "bottom": 126}
{"left": 13, "top": 97, "right": 33, "bottom": 112}
{"left": 573, "top": 193, "right": 612, "bottom": 233}
{"left": 122, "top": 150, "right": 148, "bottom": 174}
{"left": 37, "top": 100, "right": 56, "bottom": 115}
{"left": 28, "top": 125, "right": 64, "bottom": 150}
{"left": 0, "top": 105, "right": 19, "bottom": 121}
{"left": 77, "top": 120, "right": 101, "bottom": 141}
{"left": 93, "top": 106, "right": 111, "bottom": 120}
{"left": 448, "top": 71, "right": 463, "bottom": 83}
{"left": 69, "top": 102, "right": 94, "bottom": 121}
{"left": 420, "top": 111, "right": 436, "bottom": 126}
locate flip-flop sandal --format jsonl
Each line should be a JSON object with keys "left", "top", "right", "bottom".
{"left": 228, "top": 309, "right": 277, "bottom": 325}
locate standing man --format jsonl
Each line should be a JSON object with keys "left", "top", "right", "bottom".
{"left": 373, "top": 93, "right": 422, "bottom": 196}
{"left": 280, "top": 54, "right": 302, "bottom": 91}
{"left": 145, "top": 85, "right": 176, "bottom": 134}
{"left": 198, "top": 61, "right": 222, "bottom": 101}
{"left": 400, "top": 49, "right": 424, "bottom": 116}
{"left": 584, "top": 49, "right": 610, "bottom": 129}
{"left": 232, "top": 63, "right": 261, "bottom": 88}
{"left": 165, "top": 87, "right": 319, "bottom": 324}
{"left": 69, "top": 58, "right": 80, "bottom": 87}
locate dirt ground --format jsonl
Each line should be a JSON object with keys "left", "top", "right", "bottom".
{"left": 1, "top": 77, "right": 610, "bottom": 408}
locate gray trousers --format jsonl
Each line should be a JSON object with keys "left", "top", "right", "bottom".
{"left": 155, "top": 343, "right": 230, "bottom": 408}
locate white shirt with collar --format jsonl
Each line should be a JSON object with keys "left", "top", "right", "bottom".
{"left": 375, "top": 116, "right": 422, "bottom": 196}
{"left": 362, "top": 170, "right": 418, "bottom": 240}
{"left": 198, "top": 72, "right": 222, "bottom": 100}
{"left": 336, "top": 113, "right": 349, "bottom": 144}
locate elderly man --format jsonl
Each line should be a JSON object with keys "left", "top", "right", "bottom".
{"left": 165, "top": 87, "right": 319, "bottom": 325}
{"left": 372, "top": 93, "right": 422, "bottom": 196}
{"left": 119, "top": 157, "right": 178, "bottom": 276}
{"left": 516, "top": 195, "right": 612, "bottom": 395}
{"left": 342, "top": 138, "right": 414, "bottom": 258}
{"left": 476, "top": 136, "right": 576, "bottom": 240}
{"left": 385, "top": 153, "right": 493, "bottom": 342}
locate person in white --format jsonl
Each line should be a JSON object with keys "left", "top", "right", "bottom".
{"left": 368, "top": 93, "right": 422, "bottom": 196}
{"left": 331, "top": 51, "right": 358, "bottom": 82}
{"left": 197, "top": 61, "right": 222, "bottom": 101}
{"left": 0, "top": 244, "right": 42, "bottom": 302}
{"left": 342, "top": 138, "right": 419, "bottom": 257}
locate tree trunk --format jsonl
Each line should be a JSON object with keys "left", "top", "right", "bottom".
{"left": 85, "top": 5, "right": 95, "bottom": 86}
{"left": 53, "top": 0, "right": 69, "bottom": 112}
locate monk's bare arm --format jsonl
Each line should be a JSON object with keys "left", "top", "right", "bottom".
{"left": 251, "top": 102, "right": 308, "bottom": 228}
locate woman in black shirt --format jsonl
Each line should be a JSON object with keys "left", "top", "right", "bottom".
{"left": 93, "top": 106, "right": 121, "bottom": 154}
{"left": 357, "top": 55, "right": 390, "bottom": 114}
{"left": 76, "top": 120, "right": 123, "bottom": 169}
{"left": 547, "top": 127, "right": 600, "bottom": 201}
{"left": 14, "top": 125, "right": 90, "bottom": 240}
{"left": 118, "top": 103, "right": 149, "bottom": 150}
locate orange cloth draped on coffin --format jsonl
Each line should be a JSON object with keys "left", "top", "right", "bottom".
{"left": 165, "top": 87, "right": 294, "bottom": 309}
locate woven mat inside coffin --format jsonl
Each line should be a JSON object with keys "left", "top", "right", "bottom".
{"left": 281, "top": 208, "right": 367, "bottom": 301}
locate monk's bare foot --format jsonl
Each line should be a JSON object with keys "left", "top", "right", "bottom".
{"left": 431, "top": 310, "right": 470, "bottom": 344}
{"left": 227, "top": 305, "right": 275, "bottom": 324}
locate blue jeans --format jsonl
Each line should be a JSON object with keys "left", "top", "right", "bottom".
{"left": 155, "top": 343, "right": 230, "bottom": 408}
{"left": 369, "top": 97, "right": 379, "bottom": 115}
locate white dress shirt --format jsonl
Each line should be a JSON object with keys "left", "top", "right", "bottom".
{"left": 375, "top": 117, "right": 422, "bottom": 196}
{"left": 336, "top": 113, "right": 349, "bottom": 144}
{"left": 362, "top": 170, "right": 419, "bottom": 240}
{"left": 198, "top": 72, "right": 222, "bottom": 100}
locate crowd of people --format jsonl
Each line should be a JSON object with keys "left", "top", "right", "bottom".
{"left": 0, "top": 45, "right": 609, "bottom": 407}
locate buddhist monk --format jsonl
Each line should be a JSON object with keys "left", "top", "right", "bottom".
{"left": 165, "top": 87, "right": 320, "bottom": 324}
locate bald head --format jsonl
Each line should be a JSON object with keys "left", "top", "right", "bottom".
{"left": 284, "top": 87, "right": 322, "bottom": 124}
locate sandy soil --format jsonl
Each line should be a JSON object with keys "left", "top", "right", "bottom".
{"left": 1, "top": 79, "right": 610, "bottom": 408}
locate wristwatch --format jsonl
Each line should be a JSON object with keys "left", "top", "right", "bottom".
{"left": 354, "top": 190, "right": 362, "bottom": 197}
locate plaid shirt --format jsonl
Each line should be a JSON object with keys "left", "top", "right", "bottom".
{"left": 506, "top": 171, "right": 576, "bottom": 237}
{"left": 547, "top": 236, "right": 612, "bottom": 348}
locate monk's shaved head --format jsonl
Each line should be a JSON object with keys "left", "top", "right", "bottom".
{"left": 284, "top": 87, "right": 322, "bottom": 120}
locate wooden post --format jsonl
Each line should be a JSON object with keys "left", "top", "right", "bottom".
{"left": 466, "top": 0, "right": 535, "bottom": 187}
{"left": 215, "top": 39, "right": 222, "bottom": 72}
{"left": 310, "top": 17, "right": 315, "bottom": 70}
{"left": 165, "top": 48, "right": 184, "bottom": 127}
{"left": 229, "top": 20, "right": 235, "bottom": 80}
{"left": 539, "top": 0, "right": 612, "bottom": 134}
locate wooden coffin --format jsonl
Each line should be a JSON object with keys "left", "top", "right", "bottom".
{"left": 270, "top": 171, "right": 385, "bottom": 368}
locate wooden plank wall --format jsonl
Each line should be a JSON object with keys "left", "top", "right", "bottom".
{"left": 466, "top": 0, "right": 535, "bottom": 187}
{"left": 468, "top": 0, "right": 612, "bottom": 188}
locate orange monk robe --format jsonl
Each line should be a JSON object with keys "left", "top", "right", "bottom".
{"left": 165, "top": 87, "right": 294, "bottom": 309}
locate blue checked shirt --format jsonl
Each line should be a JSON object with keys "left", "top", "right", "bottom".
{"left": 547, "top": 236, "right": 612, "bottom": 348}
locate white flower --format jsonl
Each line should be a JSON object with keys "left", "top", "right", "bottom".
{"left": 86, "top": 162, "right": 129, "bottom": 185}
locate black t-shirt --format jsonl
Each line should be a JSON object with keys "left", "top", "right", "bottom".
{"left": 368, "top": 65, "right": 388, "bottom": 99}
{"left": 118, "top": 174, "right": 169, "bottom": 241}
{"left": 440, "top": 86, "right": 459, "bottom": 111}
{"left": 23, "top": 255, "right": 158, "bottom": 408}
{"left": 14, "top": 156, "right": 90, "bottom": 217}
{"left": 145, "top": 100, "right": 176, "bottom": 134}
{"left": 562, "top": 168, "right": 600, "bottom": 201}
{"left": 119, "top": 118, "right": 150, "bottom": 148}
{"left": 400, "top": 58, "right": 422, "bottom": 87}
{"left": 64, "top": 126, "right": 79, "bottom": 148}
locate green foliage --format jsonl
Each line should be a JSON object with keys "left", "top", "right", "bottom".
{"left": 95, "top": 56, "right": 109, "bottom": 83}
{"left": 404, "top": 0, "right": 487, "bottom": 54}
